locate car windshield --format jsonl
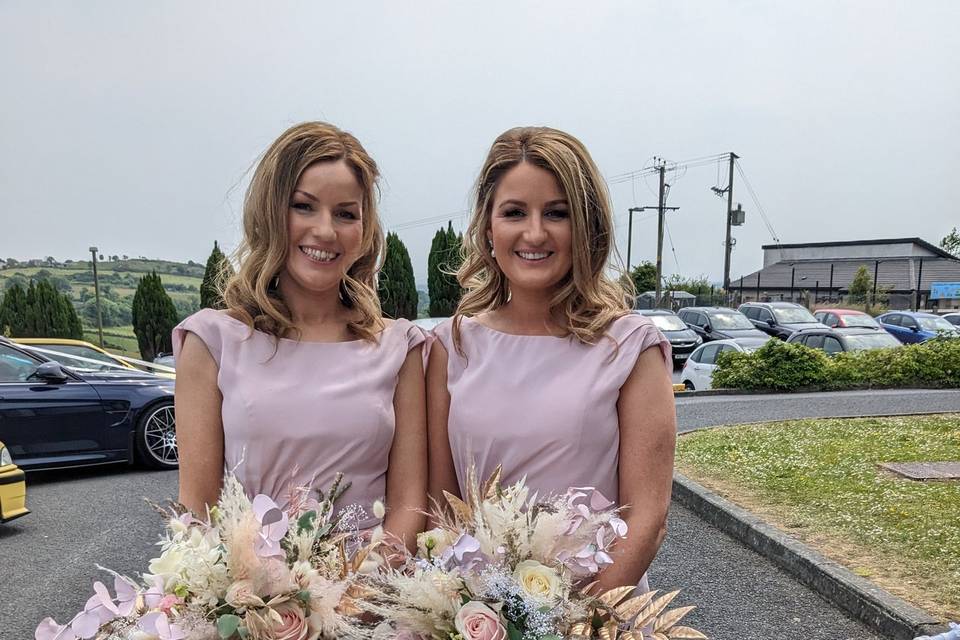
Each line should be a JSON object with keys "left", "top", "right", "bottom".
{"left": 710, "top": 312, "right": 754, "bottom": 330}
{"left": 36, "top": 344, "right": 119, "bottom": 365}
{"left": 773, "top": 307, "right": 817, "bottom": 323}
{"left": 27, "top": 344, "right": 121, "bottom": 371}
{"left": 843, "top": 333, "right": 902, "bottom": 351}
{"left": 648, "top": 314, "right": 687, "bottom": 331}
{"left": 918, "top": 316, "right": 957, "bottom": 332}
{"left": 840, "top": 314, "right": 879, "bottom": 328}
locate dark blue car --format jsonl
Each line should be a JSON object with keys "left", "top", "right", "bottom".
{"left": 0, "top": 337, "right": 177, "bottom": 471}
{"left": 875, "top": 311, "right": 960, "bottom": 344}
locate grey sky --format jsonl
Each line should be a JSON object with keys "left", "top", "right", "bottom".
{"left": 2, "top": 1, "right": 957, "bottom": 287}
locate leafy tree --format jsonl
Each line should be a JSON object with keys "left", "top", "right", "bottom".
{"left": 200, "top": 241, "right": 234, "bottom": 309}
{"left": 629, "top": 261, "right": 658, "bottom": 293}
{"left": 378, "top": 232, "right": 418, "bottom": 320}
{"left": 4, "top": 273, "right": 28, "bottom": 291}
{"left": 941, "top": 227, "right": 960, "bottom": 257}
{"left": 132, "top": 271, "right": 178, "bottom": 360}
{"left": 848, "top": 266, "right": 872, "bottom": 305}
{"left": 427, "top": 221, "right": 463, "bottom": 317}
{"left": 81, "top": 297, "right": 131, "bottom": 327}
{"left": 0, "top": 285, "right": 27, "bottom": 336}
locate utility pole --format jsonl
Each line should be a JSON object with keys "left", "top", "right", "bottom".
{"left": 627, "top": 207, "right": 643, "bottom": 272}
{"left": 723, "top": 152, "right": 739, "bottom": 293}
{"left": 655, "top": 164, "right": 666, "bottom": 307}
{"left": 89, "top": 246, "right": 103, "bottom": 347}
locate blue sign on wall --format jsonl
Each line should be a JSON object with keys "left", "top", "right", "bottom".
{"left": 931, "top": 282, "right": 960, "bottom": 300}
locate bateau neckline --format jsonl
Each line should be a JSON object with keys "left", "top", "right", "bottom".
{"left": 464, "top": 316, "right": 571, "bottom": 339}
{"left": 213, "top": 309, "right": 400, "bottom": 345}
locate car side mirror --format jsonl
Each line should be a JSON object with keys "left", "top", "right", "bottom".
{"left": 910, "top": 325, "right": 919, "bottom": 332}
{"left": 767, "top": 319, "right": 776, "bottom": 327}
{"left": 29, "top": 362, "right": 68, "bottom": 383}
{"left": 702, "top": 323, "right": 712, "bottom": 332}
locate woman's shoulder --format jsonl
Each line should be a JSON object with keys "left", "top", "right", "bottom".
{"left": 604, "top": 311, "right": 661, "bottom": 342}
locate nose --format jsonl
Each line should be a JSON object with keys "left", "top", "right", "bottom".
{"left": 311, "top": 211, "right": 337, "bottom": 242}
{"left": 522, "top": 212, "right": 548, "bottom": 245}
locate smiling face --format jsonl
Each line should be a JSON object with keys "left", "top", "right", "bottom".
{"left": 487, "top": 162, "right": 573, "bottom": 296}
{"left": 281, "top": 159, "right": 364, "bottom": 297}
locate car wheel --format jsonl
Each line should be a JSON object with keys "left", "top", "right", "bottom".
{"left": 684, "top": 380, "right": 695, "bottom": 391}
{"left": 136, "top": 401, "right": 178, "bottom": 469}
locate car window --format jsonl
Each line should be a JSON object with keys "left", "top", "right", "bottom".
{"left": 901, "top": 315, "right": 918, "bottom": 328}
{"left": 710, "top": 311, "right": 754, "bottom": 330}
{"left": 845, "top": 333, "right": 901, "bottom": 350}
{"left": 805, "top": 335, "right": 824, "bottom": 349}
{"left": 648, "top": 314, "right": 688, "bottom": 331}
{"left": 699, "top": 344, "right": 721, "bottom": 365}
{"left": 883, "top": 314, "right": 901, "bottom": 326}
{"left": 823, "top": 336, "right": 843, "bottom": 354}
{"left": 772, "top": 306, "right": 817, "bottom": 323}
{"left": 695, "top": 312, "right": 708, "bottom": 327}
{"left": 918, "top": 316, "right": 955, "bottom": 332}
{"left": 740, "top": 307, "right": 755, "bottom": 319}
{"left": 0, "top": 344, "right": 40, "bottom": 382}
{"left": 757, "top": 309, "right": 774, "bottom": 323}
{"left": 945, "top": 315, "right": 960, "bottom": 326}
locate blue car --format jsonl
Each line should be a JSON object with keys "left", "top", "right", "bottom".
{"left": 0, "top": 337, "right": 177, "bottom": 471}
{"left": 875, "top": 311, "right": 960, "bottom": 344}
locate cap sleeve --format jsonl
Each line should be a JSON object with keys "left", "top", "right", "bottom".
{"left": 428, "top": 317, "right": 466, "bottom": 384}
{"left": 390, "top": 319, "right": 429, "bottom": 370}
{"left": 172, "top": 308, "right": 233, "bottom": 367}
{"left": 604, "top": 313, "right": 672, "bottom": 388}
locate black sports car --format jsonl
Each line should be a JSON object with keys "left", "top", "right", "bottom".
{"left": 0, "top": 337, "right": 177, "bottom": 471}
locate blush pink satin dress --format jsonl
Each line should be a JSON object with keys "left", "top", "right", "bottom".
{"left": 433, "top": 313, "right": 671, "bottom": 591}
{"left": 173, "top": 309, "right": 425, "bottom": 529}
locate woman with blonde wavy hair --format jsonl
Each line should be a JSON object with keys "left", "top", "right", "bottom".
{"left": 173, "top": 121, "right": 426, "bottom": 549}
{"left": 428, "top": 127, "right": 676, "bottom": 593}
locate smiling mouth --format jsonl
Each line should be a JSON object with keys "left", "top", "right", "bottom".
{"left": 515, "top": 251, "right": 553, "bottom": 262}
{"left": 300, "top": 246, "right": 340, "bottom": 263}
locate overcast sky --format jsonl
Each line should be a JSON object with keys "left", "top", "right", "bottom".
{"left": 1, "top": 1, "right": 957, "bottom": 286}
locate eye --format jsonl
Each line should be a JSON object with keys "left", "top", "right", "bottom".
{"left": 503, "top": 208, "right": 525, "bottom": 218}
{"left": 291, "top": 202, "right": 312, "bottom": 212}
{"left": 545, "top": 209, "right": 569, "bottom": 220}
{"left": 336, "top": 209, "right": 359, "bottom": 220}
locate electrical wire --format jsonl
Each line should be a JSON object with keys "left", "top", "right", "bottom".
{"left": 734, "top": 161, "right": 782, "bottom": 244}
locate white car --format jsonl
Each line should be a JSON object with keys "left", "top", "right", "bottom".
{"left": 680, "top": 337, "right": 772, "bottom": 391}
{"left": 942, "top": 312, "right": 960, "bottom": 328}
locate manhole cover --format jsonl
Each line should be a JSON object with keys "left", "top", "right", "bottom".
{"left": 879, "top": 462, "right": 960, "bottom": 481}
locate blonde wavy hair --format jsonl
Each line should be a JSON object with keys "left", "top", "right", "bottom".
{"left": 453, "top": 126, "right": 633, "bottom": 351}
{"left": 221, "top": 121, "right": 384, "bottom": 342}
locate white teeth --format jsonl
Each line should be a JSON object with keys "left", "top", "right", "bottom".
{"left": 301, "top": 247, "right": 338, "bottom": 262}
{"left": 517, "top": 251, "right": 550, "bottom": 260}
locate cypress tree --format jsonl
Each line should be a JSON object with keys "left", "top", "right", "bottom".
{"left": 378, "top": 232, "right": 418, "bottom": 320}
{"left": 9, "top": 279, "right": 84, "bottom": 339}
{"left": 132, "top": 271, "right": 179, "bottom": 360}
{"left": 200, "top": 240, "right": 233, "bottom": 309}
{"left": 427, "top": 221, "right": 464, "bottom": 317}
{"left": 0, "top": 284, "right": 27, "bottom": 336}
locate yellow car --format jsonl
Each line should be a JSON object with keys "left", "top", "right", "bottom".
{"left": 13, "top": 338, "right": 175, "bottom": 380}
{"left": 0, "top": 441, "right": 29, "bottom": 523}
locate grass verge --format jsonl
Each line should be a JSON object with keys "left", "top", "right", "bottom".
{"left": 675, "top": 414, "right": 960, "bottom": 620}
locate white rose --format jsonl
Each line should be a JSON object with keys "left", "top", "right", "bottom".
{"left": 416, "top": 528, "right": 455, "bottom": 559}
{"left": 146, "top": 547, "right": 186, "bottom": 590}
{"left": 513, "top": 560, "right": 562, "bottom": 602}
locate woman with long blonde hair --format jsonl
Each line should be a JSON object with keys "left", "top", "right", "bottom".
{"left": 428, "top": 127, "right": 676, "bottom": 592}
{"left": 174, "top": 122, "right": 426, "bottom": 548}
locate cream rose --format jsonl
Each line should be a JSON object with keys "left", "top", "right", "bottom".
{"left": 271, "top": 601, "right": 309, "bottom": 640}
{"left": 225, "top": 579, "right": 265, "bottom": 609}
{"left": 416, "top": 527, "right": 455, "bottom": 559}
{"left": 513, "top": 560, "right": 562, "bottom": 602}
{"left": 454, "top": 602, "right": 507, "bottom": 640}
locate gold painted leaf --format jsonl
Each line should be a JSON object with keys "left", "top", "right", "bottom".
{"left": 653, "top": 606, "right": 696, "bottom": 632}
{"left": 443, "top": 491, "right": 473, "bottom": 524}
{"left": 598, "top": 585, "right": 638, "bottom": 608}
{"left": 633, "top": 590, "right": 680, "bottom": 630}
{"left": 568, "top": 622, "right": 592, "bottom": 637}
{"left": 481, "top": 465, "right": 503, "bottom": 500}
{"left": 597, "top": 624, "right": 613, "bottom": 640}
{"left": 666, "top": 626, "right": 708, "bottom": 639}
{"left": 652, "top": 633, "right": 670, "bottom": 640}
{"left": 613, "top": 591, "right": 657, "bottom": 621}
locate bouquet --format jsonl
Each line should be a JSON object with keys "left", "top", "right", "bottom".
{"left": 363, "top": 467, "right": 704, "bottom": 640}
{"left": 36, "top": 473, "right": 380, "bottom": 640}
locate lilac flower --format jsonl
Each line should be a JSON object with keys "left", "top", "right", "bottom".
{"left": 139, "top": 611, "right": 187, "bottom": 640}
{"left": 562, "top": 487, "right": 615, "bottom": 535}
{"left": 440, "top": 533, "right": 488, "bottom": 571}
{"left": 34, "top": 618, "right": 76, "bottom": 640}
{"left": 252, "top": 494, "right": 289, "bottom": 558}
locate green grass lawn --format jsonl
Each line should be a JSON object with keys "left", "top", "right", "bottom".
{"left": 676, "top": 415, "right": 960, "bottom": 620}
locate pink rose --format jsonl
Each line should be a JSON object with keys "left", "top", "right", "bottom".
{"left": 454, "top": 602, "right": 507, "bottom": 640}
{"left": 271, "top": 601, "right": 309, "bottom": 640}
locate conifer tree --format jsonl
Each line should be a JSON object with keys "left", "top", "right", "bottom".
{"left": 200, "top": 240, "right": 233, "bottom": 309}
{"left": 378, "top": 232, "right": 418, "bottom": 320}
{"left": 132, "top": 271, "right": 179, "bottom": 360}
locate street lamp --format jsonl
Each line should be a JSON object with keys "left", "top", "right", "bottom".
{"left": 626, "top": 207, "right": 643, "bottom": 273}
{"left": 89, "top": 246, "right": 104, "bottom": 347}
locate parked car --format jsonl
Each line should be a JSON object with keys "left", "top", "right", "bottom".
{"left": 154, "top": 352, "right": 177, "bottom": 369}
{"left": 633, "top": 309, "right": 702, "bottom": 365}
{"left": 738, "top": 302, "right": 827, "bottom": 340}
{"left": 680, "top": 337, "right": 772, "bottom": 391}
{"left": 676, "top": 306, "right": 768, "bottom": 342}
{"left": 813, "top": 308, "right": 882, "bottom": 330}
{"left": 786, "top": 327, "right": 902, "bottom": 353}
{"left": 941, "top": 312, "right": 960, "bottom": 327}
{"left": 0, "top": 440, "right": 29, "bottom": 523}
{"left": 15, "top": 338, "right": 176, "bottom": 380}
{"left": 0, "top": 337, "right": 177, "bottom": 470}
{"left": 875, "top": 311, "right": 960, "bottom": 343}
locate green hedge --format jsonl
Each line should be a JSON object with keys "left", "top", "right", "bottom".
{"left": 712, "top": 337, "right": 960, "bottom": 392}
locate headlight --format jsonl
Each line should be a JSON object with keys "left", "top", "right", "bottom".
{"left": 0, "top": 447, "right": 12, "bottom": 466}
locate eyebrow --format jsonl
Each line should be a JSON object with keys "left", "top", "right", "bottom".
{"left": 293, "top": 190, "right": 360, "bottom": 208}
{"left": 497, "top": 198, "right": 568, "bottom": 208}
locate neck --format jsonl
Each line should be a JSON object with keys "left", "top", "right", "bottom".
{"left": 500, "top": 286, "right": 559, "bottom": 331}
{"left": 277, "top": 276, "right": 345, "bottom": 326}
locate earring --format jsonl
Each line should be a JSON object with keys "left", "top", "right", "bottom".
{"left": 489, "top": 240, "right": 496, "bottom": 258}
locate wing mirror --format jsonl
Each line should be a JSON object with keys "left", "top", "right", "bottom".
{"left": 29, "top": 362, "right": 69, "bottom": 383}
{"left": 702, "top": 323, "right": 712, "bottom": 332}
{"left": 767, "top": 319, "right": 776, "bottom": 327}
{"left": 910, "top": 325, "right": 919, "bottom": 332}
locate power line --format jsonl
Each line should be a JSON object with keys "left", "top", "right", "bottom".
{"left": 734, "top": 162, "right": 781, "bottom": 244}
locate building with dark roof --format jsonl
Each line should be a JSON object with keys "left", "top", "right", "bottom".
{"left": 732, "top": 238, "right": 960, "bottom": 310}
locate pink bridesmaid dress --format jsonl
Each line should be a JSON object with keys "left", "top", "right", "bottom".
{"left": 172, "top": 308, "right": 425, "bottom": 529}
{"left": 432, "top": 313, "right": 671, "bottom": 590}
